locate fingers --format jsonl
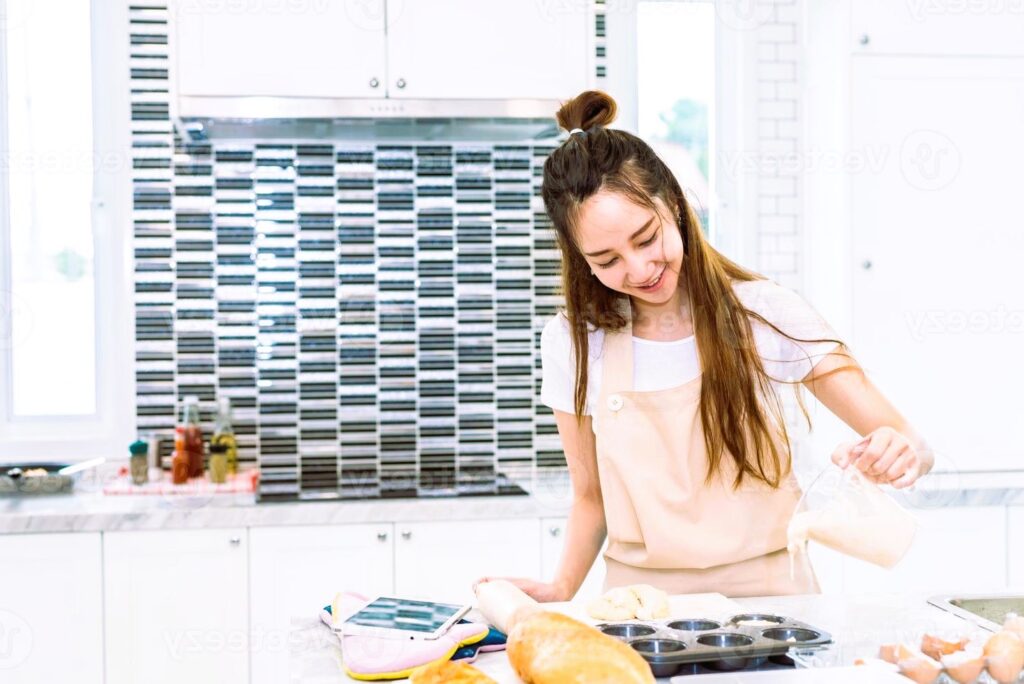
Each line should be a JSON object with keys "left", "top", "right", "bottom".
{"left": 832, "top": 439, "right": 864, "bottom": 468}
{"left": 891, "top": 463, "right": 920, "bottom": 489}
{"left": 853, "top": 430, "right": 893, "bottom": 476}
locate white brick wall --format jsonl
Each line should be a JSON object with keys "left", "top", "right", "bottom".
{"left": 755, "top": 0, "right": 803, "bottom": 293}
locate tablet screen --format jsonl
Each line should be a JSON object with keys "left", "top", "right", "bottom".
{"left": 344, "top": 597, "right": 464, "bottom": 634}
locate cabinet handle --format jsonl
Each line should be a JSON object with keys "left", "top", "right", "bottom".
{"left": 549, "top": 526, "right": 562, "bottom": 537}
{"left": 377, "top": 531, "right": 388, "bottom": 542}
{"left": 369, "top": 77, "right": 380, "bottom": 89}
{"left": 401, "top": 530, "right": 412, "bottom": 540}
{"left": 229, "top": 536, "right": 241, "bottom": 546}
{"left": 395, "top": 78, "right": 406, "bottom": 90}
{"left": 859, "top": 34, "right": 870, "bottom": 46}
{"left": 862, "top": 259, "right": 873, "bottom": 271}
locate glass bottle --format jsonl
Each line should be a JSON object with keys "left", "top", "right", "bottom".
{"left": 172, "top": 426, "right": 190, "bottom": 484}
{"left": 181, "top": 395, "right": 204, "bottom": 478}
{"left": 211, "top": 397, "right": 238, "bottom": 476}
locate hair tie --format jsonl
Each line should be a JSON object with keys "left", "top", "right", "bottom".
{"left": 568, "top": 128, "right": 586, "bottom": 137}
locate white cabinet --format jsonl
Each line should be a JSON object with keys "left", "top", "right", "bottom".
{"left": 851, "top": 0, "right": 1024, "bottom": 56}
{"left": 172, "top": 0, "right": 589, "bottom": 106}
{"left": 540, "top": 517, "right": 606, "bottom": 601}
{"left": 104, "top": 528, "right": 249, "bottom": 684}
{"left": 1008, "top": 507, "right": 1024, "bottom": 590}
{"left": 174, "top": 0, "right": 388, "bottom": 99}
{"left": 248, "top": 524, "right": 394, "bottom": 684}
{"left": 0, "top": 533, "right": 103, "bottom": 684}
{"left": 841, "top": 507, "right": 1007, "bottom": 595}
{"left": 394, "top": 519, "right": 541, "bottom": 604}
{"left": 384, "top": 0, "right": 590, "bottom": 100}
{"left": 850, "top": 55, "right": 1024, "bottom": 472}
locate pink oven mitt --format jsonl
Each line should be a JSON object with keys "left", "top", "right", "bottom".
{"left": 320, "top": 592, "right": 499, "bottom": 681}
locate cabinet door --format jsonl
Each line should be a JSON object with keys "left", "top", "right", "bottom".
{"left": 249, "top": 524, "right": 394, "bottom": 684}
{"left": 0, "top": 533, "right": 103, "bottom": 684}
{"left": 842, "top": 507, "right": 1006, "bottom": 595}
{"left": 385, "top": 0, "right": 589, "bottom": 99}
{"left": 851, "top": 55, "right": 1024, "bottom": 471}
{"left": 104, "top": 528, "right": 249, "bottom": 684}
{"left": 394, "top": 519, "right": 541, "bottom": 604}
{"left": 540, "top": 518, "right": 606, "bottom": 601}
{"left": 851, "top": 0, "right": 1024, "bottom": 56}
{"left": 174, "top": 0, "right": 388, "bottom": 98}
{"left": 1009, "top": 508, "right": 1024, "bottom": 589}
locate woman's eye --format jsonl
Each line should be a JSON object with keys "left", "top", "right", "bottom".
{"left": 597, "top": 257, "right": 618, "bottom": 269}
{"left": 640, "top": 231, "right": 659, "bottom": 247}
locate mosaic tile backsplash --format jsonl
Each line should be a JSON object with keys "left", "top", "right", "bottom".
{"left": 128, "top": 3, "right": 608, "bottom": 500}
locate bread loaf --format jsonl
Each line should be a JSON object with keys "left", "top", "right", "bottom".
{"left": 507, "top": 611, "right": 655, "bottom": 683}
{"left": 408, "top": 660, "right": 497, "bottom": 683}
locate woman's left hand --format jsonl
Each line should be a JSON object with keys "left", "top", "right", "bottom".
{"left": 831, "top": 426, "right": 926, "bottom": 489}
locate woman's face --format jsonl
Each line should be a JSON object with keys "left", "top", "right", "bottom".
{"left": 574, "top": 191, "right": 684, "bottom": 304}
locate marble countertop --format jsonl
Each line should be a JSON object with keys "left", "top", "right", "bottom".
{"left": 3, "top": 467, "right": 1024, "bottom": 535}
{"left": 285, "top": 591, "right": 988, "bottom": 683}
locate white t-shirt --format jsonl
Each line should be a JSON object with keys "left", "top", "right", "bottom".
{"left": 540, "top": 279, "right": 842, "bottom": 416}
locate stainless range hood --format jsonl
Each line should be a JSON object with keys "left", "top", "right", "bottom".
{"left": 174, "top": 97, "right": 563, "bottom": 143}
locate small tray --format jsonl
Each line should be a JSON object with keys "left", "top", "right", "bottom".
{"left": 598, "top": 612, "right": 832, "bottom": 677}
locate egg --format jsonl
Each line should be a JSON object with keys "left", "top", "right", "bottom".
{"left": 940, "top": 648, "right": 986, "bottom": 684}
{"left": 897, "top": 649, "right": 943, "bottom": 684}
{"left": 921, "top": 633, "right": 967, "bottom": 661}
{"left": 878, "top": 642, "right": 899, "bottom": 664}
{"left": 1004, "top": 614, "right": 1024, "bottom": 641}
{"left": 983, "top": 630, "right": 1024, "bottom": 684}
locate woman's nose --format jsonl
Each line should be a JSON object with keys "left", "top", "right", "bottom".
{"left": 623, "top": 252, "right": 654, "bottom": 285}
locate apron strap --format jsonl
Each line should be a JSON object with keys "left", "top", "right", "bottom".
{"left": 599, "top": 297, "right": 635, "bottom": 398}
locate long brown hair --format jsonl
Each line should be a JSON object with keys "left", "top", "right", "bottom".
{"left": 541, "top": 90, "right": 848, "bottom": 489}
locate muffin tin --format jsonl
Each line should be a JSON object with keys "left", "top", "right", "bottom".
{"left": 597, "top": 612, "right": 832, "bottom": 677}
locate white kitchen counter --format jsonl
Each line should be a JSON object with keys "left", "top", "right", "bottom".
{"left": 3, "top": 467, "right": 1024, "bottom": 534}
{"left": 284, "top": 591, "right": 986, "bottom": 683}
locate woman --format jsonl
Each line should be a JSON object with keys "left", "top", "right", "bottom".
{"left": 483, "top": 90, "right": 933, "bottom": 601}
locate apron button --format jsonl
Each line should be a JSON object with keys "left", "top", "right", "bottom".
{"left": 607, "top": 394, "right": 623, "bottom": 412}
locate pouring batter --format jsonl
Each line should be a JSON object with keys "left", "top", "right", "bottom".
{"left": 477, "top": 90, "right": 933, "bottom": 600}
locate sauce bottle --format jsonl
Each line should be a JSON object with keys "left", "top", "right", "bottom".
{"left": 211, "top": 397, "right": 238, "bottom": 476}
{"left": 181, "top": 395, "right": 204, "bottom": 478}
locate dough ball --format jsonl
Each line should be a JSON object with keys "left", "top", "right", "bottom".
{"left": 587, "top": 586, "right": 641, "bottom": 621}
{"left": 629, "top": 584, "right": 669, "bottom": 620}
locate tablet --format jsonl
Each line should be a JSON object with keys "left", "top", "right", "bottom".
{"left": 339, "top": 596, "right": 472, "bottom": 640}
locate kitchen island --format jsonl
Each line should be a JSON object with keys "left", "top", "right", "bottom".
{"left": 285, "top": 591, "right": 987, "bottom": 682}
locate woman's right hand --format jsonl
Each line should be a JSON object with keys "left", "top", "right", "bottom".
{"left": 472, "top": 576, "right": 570, "bottom": 603}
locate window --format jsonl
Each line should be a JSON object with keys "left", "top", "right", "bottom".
{"left": 0, "top": 0, "right": 133, "bottom": 461}
{"left": 637, "top": 1, "right": 716, "bottom": 238}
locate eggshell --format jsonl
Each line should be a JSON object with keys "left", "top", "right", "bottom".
{"left": 897, "top": 652, "right": 942, "bottom": 684}
{"left": 921, "top": 633, "right": 967, "bottom": 661}
{"left": 983, "top": 630, "right": 1024, "bottom": 684}
{"left": 940, "top": 648, "right": 986, "bottom": 684}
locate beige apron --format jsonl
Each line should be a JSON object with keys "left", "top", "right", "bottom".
{"left": 593, "top": 301, "right": 820, "bottom": 597}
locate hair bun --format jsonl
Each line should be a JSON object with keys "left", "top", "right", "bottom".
{"left": 556, "top": 90, "right": 618, "bottom": 134}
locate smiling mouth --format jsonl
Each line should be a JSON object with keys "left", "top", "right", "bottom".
{"left": 636, "top": 269, "right": 664, "bottom": 288}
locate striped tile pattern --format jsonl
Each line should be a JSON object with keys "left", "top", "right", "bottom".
{"left": 127, "top": 3, "right": 606, "bottom": 500}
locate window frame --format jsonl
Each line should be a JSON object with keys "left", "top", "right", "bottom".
{"left": 0, "top": 0, "right": 136, "bottom": 463}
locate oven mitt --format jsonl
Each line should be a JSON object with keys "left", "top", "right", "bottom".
{"left": 320, "top": 592, "right": 506, "bottom": 681}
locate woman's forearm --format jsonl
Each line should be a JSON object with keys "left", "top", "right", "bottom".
{"left": 551, "top": 495, "right": 608, "bottom": 600}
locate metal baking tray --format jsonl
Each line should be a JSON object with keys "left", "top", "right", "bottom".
{"left": 598, "top": 612, "right": 832, "bottom": 677}
{"left": 0, "top": 458, "right": 104, "bottom": 496}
